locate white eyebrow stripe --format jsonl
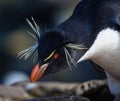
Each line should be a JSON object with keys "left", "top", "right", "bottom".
{"left": 44, "top": 50, "right": 56, "bottom": 62}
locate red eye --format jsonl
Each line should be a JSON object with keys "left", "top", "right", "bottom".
{"left": 53, "top": 53, "right": 59, "bottom": 59}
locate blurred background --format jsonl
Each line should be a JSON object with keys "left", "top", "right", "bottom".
{"left": 0, "top": 0, "right": 106, "bottom": 85}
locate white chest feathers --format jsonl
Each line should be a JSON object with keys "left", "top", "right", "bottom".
{"left": 78, "top": 28, "right": 120, "bottom": 78}
{"left": 77, "top": 28, "right": 120, "bottom": 95}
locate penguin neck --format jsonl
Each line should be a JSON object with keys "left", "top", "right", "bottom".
{"left": 79, "top": 28, "right": 120, "bottom": 79}
{"left": 57, "top": 17, "right": 95, "bottom": 49}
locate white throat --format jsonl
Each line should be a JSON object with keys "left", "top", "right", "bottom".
{"left": 78, "top": 28, "right": 120, "bottom": 63}
{"left": 77, "top": 28, "right": 120, "bottom": 95}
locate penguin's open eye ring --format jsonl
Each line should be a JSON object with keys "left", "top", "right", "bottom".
{"left": 53, "top": 53, "right": 59, "bottom": 59}
{"left": 44, "top": 50, "right": 59, "bottom": 62}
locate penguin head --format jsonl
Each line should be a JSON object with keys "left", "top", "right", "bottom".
{"left": 18, "top": 18, "right": 87, "bottom": 82}
{"left": 18, "top": 0, "right": 120, "bottom": 83}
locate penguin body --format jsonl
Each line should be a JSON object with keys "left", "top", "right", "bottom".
{"left": 19, "top": 0, "right": 120, "bottom": 100}
{"left": 78, "top": 28, "right": 120, "bottom": 96}
{"left": 76, "top": 1, "right": 120, "bottom": 98}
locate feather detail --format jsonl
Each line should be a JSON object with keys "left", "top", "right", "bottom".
{"left": 17, "top": 44, "right": 38, "bottom": 60}
{"left": 31, "top": 17, "right": 40, "bottom": 38}
{"left": 18, "top": 17, "right": 41, "bottom": 60}
{"left": 64, "top": 47, "right": 72, "bottom": 70}
{"left": 26, "top": 30, "right": 37, "bottom": 40}
{"left": 63, "top": 47, "right": 78, "bottom": 71}
{"left": 64, "top": 43, "right": 87, "bottom": 69}
{"left": 66, "top": 43, "right": 87, "bottom": 50}
{"left": 26, "top": 17, "right": 41, "bottom": 40}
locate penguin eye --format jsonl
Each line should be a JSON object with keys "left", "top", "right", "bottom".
{"left": 53, "top": 53, "right": 59, "bottom": 59}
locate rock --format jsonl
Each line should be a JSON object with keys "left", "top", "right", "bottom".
{"left": 24, "top": 80, "right": 114, "bottom": 101}
{"left": 0, "top": 85, "right": 30, "bottom": 101}
{"left": 24, "top": 96, "right": 90, "bottom": 101}
{"left": 0, "top": 80, "right": 114, "bottom": 101}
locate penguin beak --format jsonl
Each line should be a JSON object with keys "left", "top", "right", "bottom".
{"left": 30, "top": 63, "right": 49, "bottom": 83}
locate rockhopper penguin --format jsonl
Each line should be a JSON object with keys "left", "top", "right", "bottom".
{"left": 18, "top": 0, "right": 120, "bottom": 101}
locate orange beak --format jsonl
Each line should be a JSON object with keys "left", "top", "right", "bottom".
{"left": 30, "top": 63, "right": 48, "bottom": 83}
